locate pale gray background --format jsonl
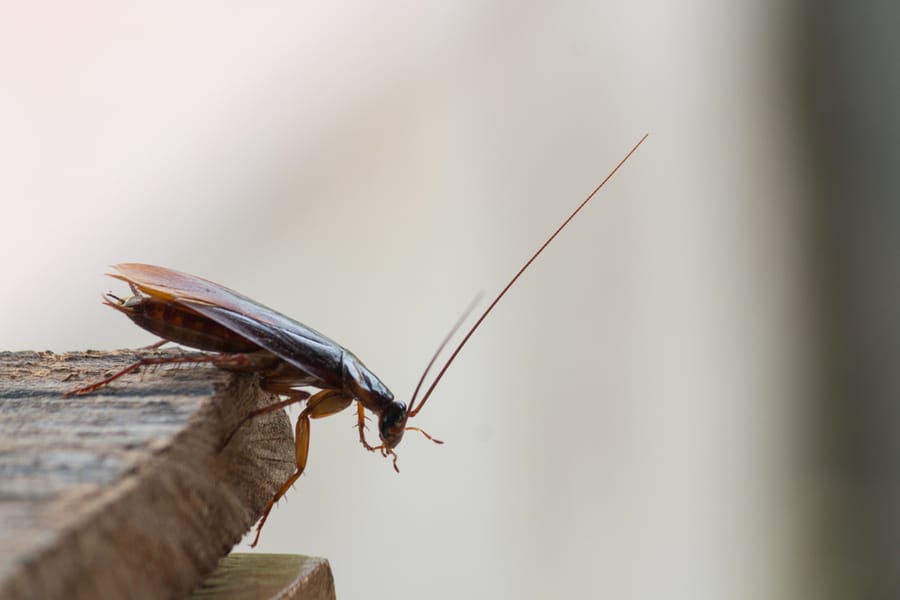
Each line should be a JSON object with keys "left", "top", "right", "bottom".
{"left": 3, "top": 2, "right": 892, "bottom": 599}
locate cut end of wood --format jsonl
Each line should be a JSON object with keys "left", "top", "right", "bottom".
{"left": 0, "top": 350, "right": 300, "bottom": 600}
{"left": 192, "top": 553, "right": 336, "bottom": 600}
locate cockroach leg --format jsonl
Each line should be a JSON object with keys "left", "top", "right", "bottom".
{"left": 357, "top": 402, "right": 377, "bottom": 452}
{"left": 251, "top": 389, "right": 353, "bottom": 547}
{"left": 64, "top": 352, "right": 229, "bottom": 397}
{"left": 140, "top": 339, "right": 169, "bottom": 350}
{"left": 65, "top": 351, "right": 285, "bottom": 398}
{"left": 220, "top": 388, "right": 311, "bottom": 451}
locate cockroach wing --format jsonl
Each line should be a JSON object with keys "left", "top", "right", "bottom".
{"left": 110, "top": 264, "right": 340, "bottom": 348}
{"left": 109, "top": 263, "right": 348, "bottom": 389}
{"left": 177, "top": 299, "right": 346, "bottom": 390}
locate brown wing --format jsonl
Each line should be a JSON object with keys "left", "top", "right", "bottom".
{"left": 109, "top": 263, "right": 346, "bottom": 387}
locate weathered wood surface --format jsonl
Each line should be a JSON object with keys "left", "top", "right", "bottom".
{"left": 0, "top": 350, "right": 298, "bottom": 600}
{"left": 192, "top": 553, "right": 335, "bottom": 600}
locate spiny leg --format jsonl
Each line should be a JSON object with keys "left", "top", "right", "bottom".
{"left": 357, "top": 402, "right": 377, "bottom": 451}
{"left": 250, "top": 416, "right": 308, "bottom": 548}
{"left": 64, "top": 352, "right": 236, "bottom": 397}
{"left": 250, "top": 389, "right": 353, "bottom": 547}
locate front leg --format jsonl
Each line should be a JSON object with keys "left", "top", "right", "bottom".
{"left": 357, "top": 402, "right": 377, "bottom": 452}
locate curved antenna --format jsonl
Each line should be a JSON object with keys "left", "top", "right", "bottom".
{"left": 408, "top": 133, "right": 648, "bottom": 418}
{"left": 407, "top": 292, "right": 484, "bottom": 415}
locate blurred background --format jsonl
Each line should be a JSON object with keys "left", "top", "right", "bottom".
{"left": 2, "top": 2, "right": 898, "bottom": 599}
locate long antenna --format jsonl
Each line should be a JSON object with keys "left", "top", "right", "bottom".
{"left": 408, "top": 133, "right": 649, "bottom": 418}
{"left": 407, "top": 292, "right": 483, "bottom": 413}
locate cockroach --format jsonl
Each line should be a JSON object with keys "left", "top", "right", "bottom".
{"left": 68, "top": 133, "right": 647, "bottom": 546}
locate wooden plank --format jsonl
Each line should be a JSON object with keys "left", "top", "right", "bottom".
{"left": 0, "top": 350, "right": 297, "bottom": 600}
{"left": 191, "top": 554, "right": 335, "bottom": 600}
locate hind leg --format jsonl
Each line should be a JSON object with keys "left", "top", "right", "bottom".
{"left": 249, "top": 389, "right": 352, "bottom": 547}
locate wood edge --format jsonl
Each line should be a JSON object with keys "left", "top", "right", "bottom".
{"left": 0, "top": 350, "right": 297, "bottom": 600}
{"left": 191, "top": 553, "right": 335, "bottom": 600}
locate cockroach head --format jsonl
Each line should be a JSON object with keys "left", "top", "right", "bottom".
{"left": 378, "top": 401, "right": 408, "bottom": 448}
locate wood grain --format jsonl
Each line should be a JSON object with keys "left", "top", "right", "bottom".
{"left": 0, "top": 349, "right": 297, "bottom": 599}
